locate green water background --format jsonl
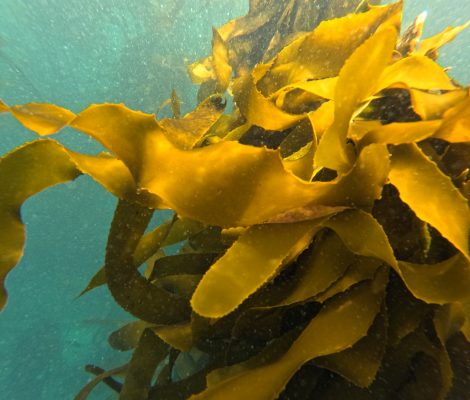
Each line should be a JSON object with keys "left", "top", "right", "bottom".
{"left": 0, "top": 1, "right": 468, "bottom": 398}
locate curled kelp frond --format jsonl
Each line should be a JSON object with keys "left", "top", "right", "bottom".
{"left": 1, "top": 1, "right": 470, "bottom": 399}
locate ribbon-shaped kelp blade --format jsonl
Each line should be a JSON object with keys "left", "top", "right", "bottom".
{"left": 232, "top": 72, "right": 305, "bottom": 131}
{"left": 417, "top": 20, "right": 470, "bottom": 58}
{"left": 377, "top": 55, "right": 457, "bottom": 93}
{"left": 277, "top": 231, "right": 353, "bottom": 307}
{"left": 3, "top": 103, "right": 390, "bottom": 227}
{"left": 191, "top": 271, "right": 387, "bottom": 400}
{"left": 389, "top": 143, "right": 470, "bottom": 259}
{"left": 74, "top": 363, "right": 128, "bottom": 400}
{"left": 0, "top": 139, "right": 81, "bottom": 310}
{"left": 257, "top": 2, "right": 402, "bottom": 95}
{"left": 0, "top": 99, "right": 9, "bottom": 112}
{"left": 159, "top": 94, "right": 226, "bottom": 150}
{"left": 119, "top": 329, "right": 169, "bottom": 400}
{"left": 358, "top": 120, "right": 442, "bottom": 148}
{"left": 6, "top": 103, "right": 76, "bottom": 135}
{"left": 0, "top": 137, "right": 161, "bottom": 311}
{"left": 408, "top": 89, "right": 468, "bottom": 121}
{"left": 399, "top": 254, "right": 470, "bottom": 304}
{"left": 314, "top": 26, "right": 398, "bottom": 173}
{"left": 78, "top": 216, "right": 191, "bottom": 297}
{"left": 211, "top": 27, "right": 232, "bottom": 94}
{"left": 435, "top": 96, "right": 470, "bottom": 143}
{"left": 191, "top": 220, "right": 320, "bottom": 318}
{"left": 104, "top": 199, "right": 191, "bottom": 325}
{"left": 313, "top": 306, "right": 388, "bottom": 388}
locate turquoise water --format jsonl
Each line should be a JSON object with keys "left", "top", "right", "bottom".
{"left": 0, "top": 1, "right": 468, "bottom": 399}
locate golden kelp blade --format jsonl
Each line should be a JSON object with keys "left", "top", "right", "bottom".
{"left": 0, "top": 100, "right": 9, "bottom": 113}
{"left": 191, "top": 221, "right": 320, "bottom": 318}
{"left": 314, "top": 308, "right": 387, "bottom": 388}
{"left": 211, "top": 27, "right": 232, "bottom": 93}
{"left": 278, "top": 231, "right": 353, "bottom": 306}
{"left": 187, "top": 57, "right": 215, "bottom": 85}
{"left": 399, "top": 254, "right": 470, "bottom": 304}
{"left": 409, "top": 88, "right": 468, "bottom": 120}
{"left": 435, "top": 96, "right": 470, "bottom": 142}
{"left": 10, "top": 103, "right": 76, "bottom": 135}
{"left": 256, "top": 2, "right": 402, "bottom": 95}
{"left": 0, "top": 139, "right": 80, "bottom": 310}
{"left": 314, "top": 26, "right": 397, "bottom": 173}
{"left": 2, "top": 103, "right": 387, "bottom": 227}
{"left": 159, "top": 94, "right": 226, "bottom": 150}
{"left": 377, "top": 55, "right": 457, "bottom": 92}
{"left": 359, "top": 120, "right": 442, "bottom": 147}
{"left": 232, "top": 72, "right": 304, "bottom": 131}
{"left": 417, "top": 20, "right": 470, "bottom": 58}
{"left": 71, "top": 105, "right": 164, "bottom": 182}
{"left": 389, "top": 143, "right": 470, "bottom": 259}
{"left": 192, "top": 274, "right": 387, "bottom": 400}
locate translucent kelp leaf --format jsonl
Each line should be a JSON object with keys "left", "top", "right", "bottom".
{"left": 322, "top": 209, "right": 398, "bottom": 269}
{"left": 160, "top": 95, "right": 226, "bottom": 150}
{"left": 108, "top": 320, "right": 150, "bottom": 351}
{"left": 3, "top": 103, "right": 390, "bottom": 227}
{"left": 314, "top": 307, "right": 387, "bottom": 388}
{"left": 191, "top": 220, "right": 319, "bottom": 318}
{"left": 399, "top": 254, "right": 470, "bottom": 304}
{"left": 8, "top": 103, "right": 76, "bottom": 135}
{"left": 359, "top": 120, "right": 441, "bottom": 147}
{"left": 389, "top": 143, "right": 470, "bottom": 258}
{"left": 67, "top": 151, "right": 141, "bottom": 202}
{"left": 187, "top": 54, "right": 215, "bottom": 85}
{"left": 309, "top": 101, "right": 335, "bottom": 138}
{"left": 0, "top": 99, "right": 9, "bottom": 113}
{"left": 377, "top": 55, "right": 457, "bottom": 92}
{"left": 314, "top": 27, "right": 397, "bottom": 172}
{"left": 272, "top": 77, "right": 337, "bottom": 107}
{"left": 279, "top": 231, "right": 353, "bottom": 306}
{"left": 192, "top": 273, "right": 387, "bottom": 400}
{"left": 417, "top": 21, "right": 470, "bottom": 59}
{"left": 211, "top": 27, "right": 232, "bottom": 93}
{"left": 120, "top": 329, "right": 168, "bottom": 400}
{"left": 409, "top": 88, "right": 468, "bottom": 120}
{"left": 0, "top": 139, "right": 81, "bottom": 310}
{"left": 257, "top": 2, "right": 402, "bottom": 94}
{"left": 435, "top": 96, "right": 470, "bottom": 142}
{"left": 314, "top": 257, "right": 382, "bottom": 303}
{"left": 153, "top": 322, "right": 193, "bottom": 352}
{"left": 232, "top": 73, "right": 304, "bottom": 131}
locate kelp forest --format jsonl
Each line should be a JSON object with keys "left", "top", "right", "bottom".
{"left": 1, "top": 0, "right": 470, "bottom": 399}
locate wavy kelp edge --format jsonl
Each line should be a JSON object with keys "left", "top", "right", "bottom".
{"left": 1, "top": 1, "right": 470, "bottom": 399}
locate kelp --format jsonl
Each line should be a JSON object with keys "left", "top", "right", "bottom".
{"left": 1, "top": 1, "right": 470, "bottom": 399}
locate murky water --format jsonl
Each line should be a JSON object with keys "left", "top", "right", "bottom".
{"left": 0, "top": 1, "right": 468, "bottom": 399}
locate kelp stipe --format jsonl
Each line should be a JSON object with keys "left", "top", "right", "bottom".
{"left": 1, "top": 1, "right": 470, "bottom": 399}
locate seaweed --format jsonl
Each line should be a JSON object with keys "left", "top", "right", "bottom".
{"left": 1, "top": 1, "right": 470, "bottom": 399}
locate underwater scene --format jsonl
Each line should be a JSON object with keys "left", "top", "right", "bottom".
{"left": 1, "top": 0, "right": 470, "bottom": 399}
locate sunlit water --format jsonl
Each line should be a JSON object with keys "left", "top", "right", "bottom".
{"left": 0, "top": 1, "right": 468, "bottom": 398}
